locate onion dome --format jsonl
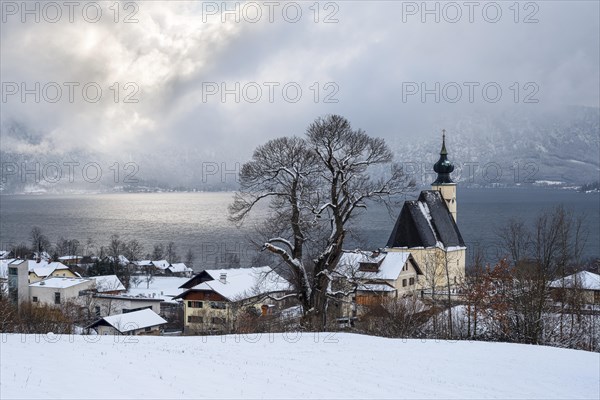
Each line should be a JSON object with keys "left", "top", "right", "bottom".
{"left": 432, "top": 130, "right": 454, "bottom": 184}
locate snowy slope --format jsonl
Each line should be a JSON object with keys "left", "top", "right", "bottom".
{"left": 1, "top": 333, "right": 598, "bottom": 399}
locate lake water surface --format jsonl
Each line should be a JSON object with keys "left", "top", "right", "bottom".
{"left": 0, "top": 188, "right": 597, "bottom": 269}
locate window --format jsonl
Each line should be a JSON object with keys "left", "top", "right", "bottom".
{"left": 210, "top": 301, "right": 226, "bottom": 310}
{"left": 8, "top": 267, "right": 17, "bottom": 276}
{"left": 187, "top": 316, "right": 203, "bottom": 323}
{"left": 145, "top": 327, "right": 152, "bottom": 332}
{"left": 359, "top": 262, "right": 379, "bottom": 272}
{"left": 402, "top": 279, "right": 407, "bottom": 287}
{"left": 211, "top": 317, "right": 225, "bottom": 325}
{"left": 95, "top": 306, "right": 101, "bottom": 317}
{"left": 32, "top": 296, "right": 38, "bottom": 303}
{"left": 187, "top": 301, "right": 203, "bottom": 308}
{"left": 54, "top": 292, "right": 61, "bottom": 305}
{"left": 409, "top": 277, "right": 415, "bottom": 286}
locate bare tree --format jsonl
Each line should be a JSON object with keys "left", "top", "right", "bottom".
{"left": 184, "top": 248, "right": 195, "bottom": 269}
{"left": 496, "top": 205, "right": 588, "bottom": 344}
{"left": 124, "top": 239, "right": 144, "bottom": 263}
{"left": 85, "top": 236, "right": 96, "bottom": 256}
{"left": 130, "top": 275, "right": 143, "bottom": 288}
{"left": 152, "top": 244, "right": 164, "bottom": 260}
{"left": 11, "top": 242, "right": 31, "bottom": 259}
{"left": 143, "top": 265, "right": 157, "bottom": 289}
{"left": 230, "top": 115, "right": 414, "bottom": 329}
{"left": 165, "top": 241, "right": 178, "bottom": 263}
{"left": 30, "top": 226, "right": 50, "bottom": 255}
{"left": 55, "top": 237, "right": 81, "bottom": 257}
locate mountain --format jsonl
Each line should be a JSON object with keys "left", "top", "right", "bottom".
{"left": 391, "top": 106, "right": 600, "bottom": 188}
{"left": 1, "top": 106, "right": 598, "bottom": 193}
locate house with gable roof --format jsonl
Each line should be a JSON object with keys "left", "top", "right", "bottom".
{"left": 550, "top": 271, "right": 600, "bottom": 306}
{"left": 174, "top": 266, "right": 292, "bottom": 334}
{"left": 335, "top": 250, "right": 423, "bottom": 306}
{"left": 87, "top": 308, "right": 167, "bottom": 335}
{"left": 16, "top": 260, "right": 82, "bottom": 283}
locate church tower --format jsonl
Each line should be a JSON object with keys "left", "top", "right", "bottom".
{"left": 431, "top": 130, "right": 457, "bottom": 222}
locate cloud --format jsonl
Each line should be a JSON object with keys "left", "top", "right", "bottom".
{"left": 1, "top": 0, "right": 598, "bottom": 168}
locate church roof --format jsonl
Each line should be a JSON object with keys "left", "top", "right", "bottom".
{"left": 386, "top": 190, "right": 465, "bottom": 249}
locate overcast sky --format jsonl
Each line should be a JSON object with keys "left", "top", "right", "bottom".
{"left": 1, "top": 0, "right": 599, "bottom": 163}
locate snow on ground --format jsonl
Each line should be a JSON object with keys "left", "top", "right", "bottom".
{"left": 1, "top": 333, "right": 598, "bottom": 399}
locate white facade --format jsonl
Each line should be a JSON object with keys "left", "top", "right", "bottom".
{"left": 29, "top": 277, "right": 94, "bottom": 306}
{"left": 92, "top": 295, "right": 163, "bottom": 316}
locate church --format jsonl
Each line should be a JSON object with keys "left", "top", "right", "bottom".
{"left": 385, "top": 131, "right": 466, "bottom": 293}
{"left": 335, "top": 132, "right": 466, "bottom": 307}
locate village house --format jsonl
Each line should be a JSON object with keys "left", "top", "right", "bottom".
{"left": 335, "top": 250, "right": 423, "bottom": 315}
{"left": 166, "top": 263, "right": 194, "bottom": 277}
{"left": 174, "top": 266, "right": 291, "bottom": 334}
{"left": 550, "top": 271, "right": 600, "bottom": 306}
{"left": 87, "top": 308, "right": 167, "bottom": 335}
{"left": 29, "top": 277, "right": 94, "bottom": 306}
{"left": 57, "top": 255, "right": 82, "bottom": 266}
{"left": 132, "top": 259, "right": 192, "bottom": 277}
{"left": 90, "top": 275, "right": 127, "bottom": 295}
{"left": 23, "top": 260, "right": 81, "bottom": 283}
{"left": 91, "top": 292, "right": 163, "bottom": 317}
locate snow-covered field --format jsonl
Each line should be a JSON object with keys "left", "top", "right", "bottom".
{"left": 1, "top": 333, "right": 598, "bottom": 399}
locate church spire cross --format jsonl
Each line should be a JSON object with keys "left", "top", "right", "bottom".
{"left": 440, "top": 129, "right": 447, "bottom": 155}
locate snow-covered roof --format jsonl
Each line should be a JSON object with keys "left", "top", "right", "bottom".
{"left": 167, "top": 263, "right": 192, "bottom": 273}
{"left": 550, "top": 271, "right": 600, "bottom": 291}
{"left": 30, "top": 277, "right": 92, "bottom": 289}
{"left": 91, "top": 275, "right": 126, "bottom": 292}
{"left": 152, "top": 260, "right": 170, "bottom": 270}
{"left": 0, "top": 250, "right": 10, "bottom": 259}
{"left": 26, "top": 261, "right": 76, "bottom": 278}
{"left": 90, "top": 309, "right": 167, "bottom": 333}
{"left": 336, "top": 250, "right": 421, "bottom": 281}
{"left": 180, "top": 266, "right": 291, "bottom": 301}
{"left": 134, "top": 260, "right": 153, "bottom": 267}
{"left": 58, "top": 255, "right": 81, "bottom": 261}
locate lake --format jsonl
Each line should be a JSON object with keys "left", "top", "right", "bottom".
{"left": 0, "top": 188, "right": 597, "bottom": 269}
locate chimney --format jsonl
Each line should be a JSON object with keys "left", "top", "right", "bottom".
{"left": 219, "top": 273, "right": 227, "bottom": 284}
